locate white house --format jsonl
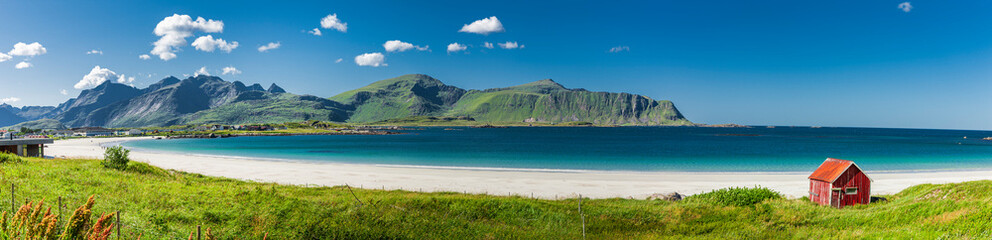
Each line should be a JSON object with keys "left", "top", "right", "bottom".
{"left": 72, "top": 127, "right": 114, "bottom": 137}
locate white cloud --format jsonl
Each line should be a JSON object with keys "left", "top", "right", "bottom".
{"left": 898, "top": 2, "right": 912, "bottom": 12}
{"left": 14, "top": 61, "right": 31, "bottom": 69}
{"left": 609, "top": 46, "right": 630, "bottom": 53}
{"left": 75, "top": 66, "right": 132, "bottom": 89}
{"left": 0, "top": 52, "right": 10, "bottom": 62}
{"left": 8, "top": 42, "right": 47, "bottom": 56}
{"left": 308, "top": 28, "right": 322, "bottom": 36}
{"left": 222, "top": 66, "right": 242, "bottom": 75}
{"left": 194, "top": 66, "right": 210, "bottom": 76}
{"left": 483, "top": 42, "right": 494, "bottom": 49}
{"left": 447, "top": 43, "right": 467, "bottom": 53}
{"left": 258, "top": 42, "right": 281, "bottom": 52}
{"left": 335, "top": 58, "right": 343, "bottom": 63}
{"left": 86, "top": 50, "right": 103, "bottom": 55}
{"left": 191, "top": 35, "right": 239, "bottom": 53}
{"left": 60, "top": 89, "right": 68, "bottom": 95}
{"left": 459, "top": 16, "right": 504, "bottom": 35}
{"left": 117, "top": 75, "right": 135, "bottom": 85}
{"left": 354, "top": 52, "right": 386, "bottom": 67}
{"left": 139, "top": 54, "right": 151, "bottom": 60}
{"left": 1, "top": 97, "right": 20, "bottom": 104}
{"left": 77, "top": 66, "right": 118, "bottom": 89}
{"left": 150, "top": 14, "right": 225, "bottom": 61}
{"left": 320, "top": 14, "right": 348, "bottom": 32}
{"left": 498, "top": 41, "right": 522, "bottom": 49}
{"left": 383, "top": 40, "right": 428, "bottom": 52}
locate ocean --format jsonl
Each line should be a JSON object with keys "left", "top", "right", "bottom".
{"left": 123, "top": 126, "right": 992, "bottom": 172}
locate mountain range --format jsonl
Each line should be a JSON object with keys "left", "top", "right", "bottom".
{"left": 0, "top": 74, "right": 692, "bottom": 128}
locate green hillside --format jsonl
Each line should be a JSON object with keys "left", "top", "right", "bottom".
{"left": 332, "top": 75, "right": 692, "bottom": 125}
{"left": 329, "top": 74, "right": 466, "bottom": 123}
{"left": 449, "top": 81, "right": 689, "bottom": 125}
{"left": 183, "top": 93, "right": 349, "bottom": 125}
{"left": 3, "top": 157, "right": 991, "bottom": 238}
{"left": 1, "top": 118, "right": 67, "bottom": 130}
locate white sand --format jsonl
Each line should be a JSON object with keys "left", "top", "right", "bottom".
{"left": 47, "top": 137, "right": 992, "bottom": 199}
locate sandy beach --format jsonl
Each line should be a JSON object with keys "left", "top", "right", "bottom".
{"left": 46, "top": 137, "right": 992, "bottom": 199}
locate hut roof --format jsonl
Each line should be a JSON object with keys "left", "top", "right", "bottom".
{"left": 808, "top": 158, "right": 857, "bottom": 182}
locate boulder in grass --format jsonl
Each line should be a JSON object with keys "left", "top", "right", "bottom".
{"left": 648, "top": 192, "right": 683, "bottom": 201}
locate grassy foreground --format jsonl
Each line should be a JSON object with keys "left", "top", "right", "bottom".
{"left": 1, "top": 158, "right": 991, "bottom": 239}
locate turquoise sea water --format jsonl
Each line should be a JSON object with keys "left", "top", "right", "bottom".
{"left": 123, "top": 127, "right": 992, "bottom": 172}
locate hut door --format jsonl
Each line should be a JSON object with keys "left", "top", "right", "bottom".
{"left": 831, "top": 190, "right": 842, "bottom": 208}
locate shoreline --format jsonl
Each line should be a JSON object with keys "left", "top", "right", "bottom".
{"left": 109, "top": 142, "right": 992, "bottom": 175}
{"left": 156, "top": 130, "right": 400, "bottom": 139}
{"left": 48, "top": 137, "right": 992, "bottom": 199}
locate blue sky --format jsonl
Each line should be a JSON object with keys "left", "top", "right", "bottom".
{"left": 0, "top": 0, "right": 990, "bottom": 130}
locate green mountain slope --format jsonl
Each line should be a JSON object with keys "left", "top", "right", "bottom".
{"left": 1, "top": 118, "right": 67, "bottom": 130}
{"left": 183, "top": 93, "right": 349, "bottom": 125}
{"left": 329, "top": 74, "right": 466, "bottom": 123}
{"left": 450, "top": 79, "right": 689, "bottom": 125}
{"left": 333, "top": 75, "right": 691, "bottom": 125}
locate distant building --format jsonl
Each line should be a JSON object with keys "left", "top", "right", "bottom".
{"left": 127, "top": 129, "right": 144, "bottom": 135}
{"left": 808, "top": 158, "right": 872, "bottom": 208}
{"left": 0, "top": 138, "right": 54, "bottom": 157}
{"left": 243, "top": 125, "right": 270, "bottom": 131}
{"left": 209, "top": 125, "right": 232, "bottom": 131}
{"left": 50, "top": 130, "right": 75, "bottom": 137}
{"left": 71, "top": 127, "right": 114, "bottom": 137}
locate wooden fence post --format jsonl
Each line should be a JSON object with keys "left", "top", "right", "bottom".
{"left": 116, "top": 211, "right": 120, "bottom": 240}
{"left": 579, "top": 194, "right": 586, "bottom": 239}
{"left": 346, "top": 184, "right": 364, "bottom": 207}
{"left": 58, "top": 196, "right": 62, "bottom": 226}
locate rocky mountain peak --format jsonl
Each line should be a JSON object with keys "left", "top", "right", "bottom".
{"left": 268, "top": 83, "right": 286, "bottom": 93}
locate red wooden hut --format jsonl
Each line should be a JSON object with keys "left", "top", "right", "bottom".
{"left": 808, "top": 158, "right": 872, "bottom": 208}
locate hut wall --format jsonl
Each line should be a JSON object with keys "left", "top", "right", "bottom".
{"left": 831, "top": 166, "right": 871, "bottom": 207}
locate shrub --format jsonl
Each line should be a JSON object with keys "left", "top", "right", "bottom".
{"left": 686, "top": 186, "right": 782, "bottom": 207}
{"left": 0, "top": 152, "right": 21, "bottom": 163}
{"left": 126, "top": 161, "right": 165, "bottom": 176}
{"left": 102, "top": 146, "right": 130, "bottom": 170}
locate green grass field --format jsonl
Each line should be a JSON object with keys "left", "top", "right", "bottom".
{"left": 1, "top": 158, "right": 990, "bottom": 239}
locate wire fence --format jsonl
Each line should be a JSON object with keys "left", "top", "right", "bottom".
{"left": 2, "top": 183, "right": 191, "bottom": 239}
{"left": 3, "top": 181, "right": 593, "bottom": 239}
